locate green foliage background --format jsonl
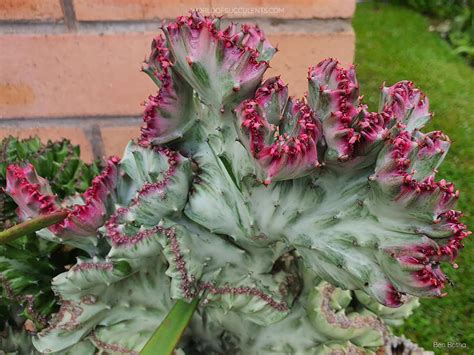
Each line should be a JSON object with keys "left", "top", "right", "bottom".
{"left": 354, "top": 3, "right": 474, "bottom": 352}
{"left": 389, "top": 0, "right": 474, "bottom": 64}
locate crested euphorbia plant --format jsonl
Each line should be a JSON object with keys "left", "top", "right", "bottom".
{"left": 2, "top": 12, "right": 470, "bottom": 354}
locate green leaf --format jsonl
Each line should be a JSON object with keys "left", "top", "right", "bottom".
{"left": 140, "top": 297, "right": 200, "bottom": 355}
{"left": 0, "top": 211, "right": 68, "bottom": 245}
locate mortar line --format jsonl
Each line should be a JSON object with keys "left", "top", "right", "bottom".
{"left": 0, "top": 116, "right": 142, "bottom": 128}
{"left": 83, "top": 124, "right": 105, "bottom": 158}
{"left": 59, "top": 0, "right": 77, "bottom": 31}
{"left": 0, "top": 18, "right": 352, "bottom": 35}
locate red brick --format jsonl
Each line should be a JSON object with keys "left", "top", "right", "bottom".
{"left": 74, "top": 0, "right": 211, "bottom": 21}
{"left": 74, "top": 0, "right": 355, "bottom": 21}
{"left": 0, "top": 0, "right": 63, "bottom": 21}
{"left": 0, "top": 30, "right": 354, "bottom": 118}
{"left": 0, "top": 83, "right": 35, "bottom": 107}
{"left": 209, "top": 0, "right": 355, "bottom": 19}
{"left": 101, "top": 126, "right": 141, "bottom": 157}
{"left": 266, "top": 31, "right": 355, "bottom": 96}
{"left": 0, "top": 127, "right": 94, "bottom": 161}
{"left": 0, "top": 33, "right": 157, "bottom": 118}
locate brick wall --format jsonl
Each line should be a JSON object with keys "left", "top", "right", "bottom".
{"left": 0, "top": 0, "right": 355, "bottom": 161}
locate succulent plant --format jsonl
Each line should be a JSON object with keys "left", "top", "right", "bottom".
{"left": 0, "top": 136, "right": 101, "bottom": 230}
{"left": 0, "top": 137, "right": 101, "bottom": 334}
{"left": 3, "top": 12, "right": 469, "bottom": 354}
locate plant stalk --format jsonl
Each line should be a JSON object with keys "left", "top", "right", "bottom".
{"left": 140, "top": 297, "right": 200, "bottom": 355}
{"left": 0, "top": 210, "right": 68, "bottom": 244}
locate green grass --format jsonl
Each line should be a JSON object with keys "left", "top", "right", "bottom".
{"left": 353, "top": 2, "right": 474, "bottom": 352}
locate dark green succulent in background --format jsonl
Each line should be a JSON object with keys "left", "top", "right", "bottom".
{"left": 0, "top": 137, "right": 101, "bottom": 225}
{"left": 0, "top": 136, "right": 101, "bottom": 334}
